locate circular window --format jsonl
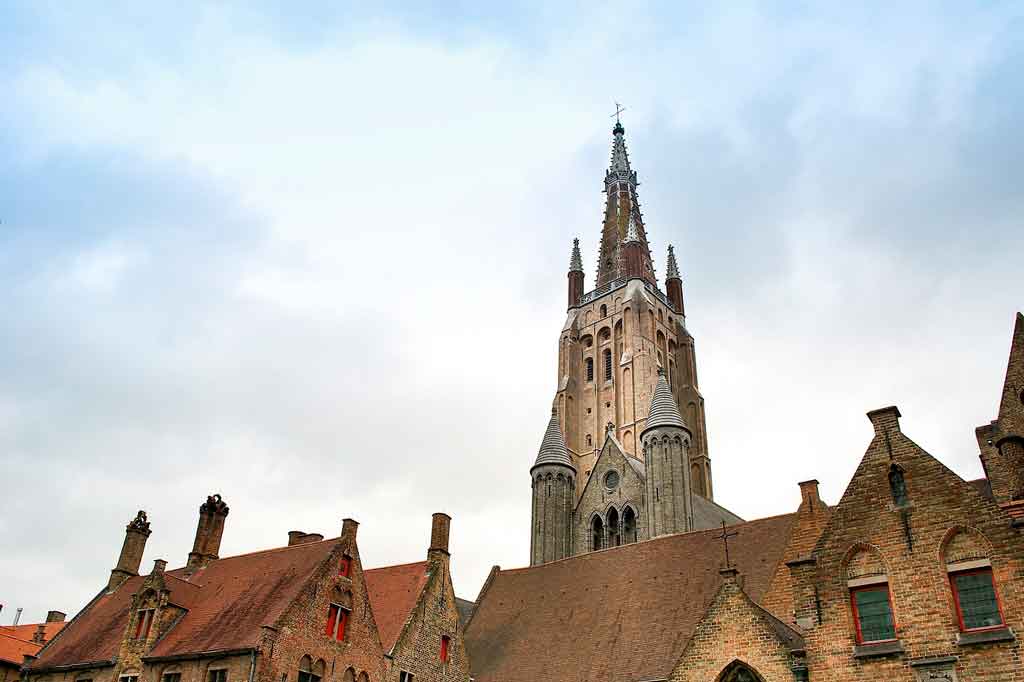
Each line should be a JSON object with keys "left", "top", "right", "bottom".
{"left": 604, "top": 470, "right": 620, "bottom": 490}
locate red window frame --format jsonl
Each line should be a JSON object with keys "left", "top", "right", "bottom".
{"left": 850, "top": 584, "right": 897, "bottom": 644}
{"left": 950, "top": 567, "right": 1005, "bottom": 633}
{"left": 325, "top": 603, "right": 350, "bottom": 641}
{"left": 440, "top": 635, "right": 450, "bottom": 662}
{"left": 339, "top": 555, "right": 352, "bottom": 578}
{"left": 134, "top": 608, "right": 154, "bottom": 640}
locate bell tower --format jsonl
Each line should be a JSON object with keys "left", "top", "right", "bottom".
{"left": 552, "top": 120, "right": 714, "bottom": 501}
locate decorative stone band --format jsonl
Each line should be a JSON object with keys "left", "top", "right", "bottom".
{"left": 576, "top": 276, "right": 677, "bottom": 312}
{"left": 847, "top": 574, "right": 888, "bottom": 588}
{"left": 946, "top": 558, "right": 991, "bottom": 572}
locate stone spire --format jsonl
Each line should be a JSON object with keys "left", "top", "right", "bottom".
{"left": 596, "top": 122, "right": 655, "bottom": 288}
{"left": 643, "top": 368, "right": 690, "bottom": 435}
{"left": 569, "top": 238, "right": 583, "bottom": 272}
{"left": 533, "top": 407, "right": 575, "bottom": 471}
{"left": 996, "top": 312, "right": 1024, "bottom": 440}
{"left": 666, "top": 245, "right": 680, "bottom": 280}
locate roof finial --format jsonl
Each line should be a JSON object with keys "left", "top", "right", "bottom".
{"left": 569, "top": 238, "right": 584, "bottom": 272}
{"left": 611, "top": 101, "right": 626, "bottom": 135}
{"left": 666, "top": 245, "right": 680, "bottom": 280}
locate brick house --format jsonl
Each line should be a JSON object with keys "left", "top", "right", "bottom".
{"left": 0, "top": 613, "right": 65, "bottom": 682}
{"left": 22, "top": 500, "right": 467, "bottom": 682}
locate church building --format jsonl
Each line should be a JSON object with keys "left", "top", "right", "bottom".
{"left": 468, "top": 121, "right": 1024, "bottom": 681}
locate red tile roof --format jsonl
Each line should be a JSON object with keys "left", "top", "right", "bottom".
{"left": 363, "top": 562, "right": 429, "bottom": 652}
{"left": 30, "top": 538, "right": 342, "bottom": 670}
{"left": 464, "top": 513, "right": 797, "bottom": 682}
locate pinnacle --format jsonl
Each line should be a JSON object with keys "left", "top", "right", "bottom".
{"left": 623, "top": 215, "right": 641, "bottom": 244}
{"left": 666, "top": 245, "right": 680, "bottom": 280}
{"left": 569, "top": 238, "right": 584, "bottom": 273}
{"left": 642, "top": 369, "right": 690, "bottom": 435}
{"left": 533, "top": 408, "right": 575, "bottom": 470}
{"left": 996, "top": 312, "right": 1024, "bottom": 438}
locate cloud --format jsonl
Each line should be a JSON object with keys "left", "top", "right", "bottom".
{"left": 1, "top": 1, "right": 1022, "bottom": 623}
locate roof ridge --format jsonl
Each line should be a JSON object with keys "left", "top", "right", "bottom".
{"left": 166, "top": 536, "right": 341, "bottom": 574}
{"left": 500, "top": 512, "right": 798, "bottom": 573}
{"left": 364, "top": 559, "right": 429, "bottom": 573}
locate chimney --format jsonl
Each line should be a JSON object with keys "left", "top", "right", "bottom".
{"left": 429, "top": 513, "right": 451, "bottom": 557}
{"left": 45, "top": 611, "right": 66, "bottom": 623}
{"left": 13, "top": 608, "right": 22, "bottom": 626}
{"left": 152, "top": 559, "right": 167, "bottom": 575}
{"left": 32, "top": 624, "right": 46, "bottom": 644}
{"left": 109, "top": 511, "right": 152, "bottom": 591}
{"left": 187, "top": 494, "right": 229, "bottom": 570}
{"left": 867, "top": 406, "right": 902, "bottom": 438}
{"left": 341, "top": 518, "right": 359, "bottom": 544}
{"left": 798, "top": 480, "right": 822, "bottom": 513}
{"left": 787, "top": 556, "right": 819, "bottom": 630}
{"left": 288, "top": 531, "right": 324, "bottom": 546}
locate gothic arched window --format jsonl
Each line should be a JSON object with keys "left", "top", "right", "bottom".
{"left": 591, "top": 515, "right": 604, "bottom": 551}
{"left": 607, "top": 507, "right": 620, "bottom": 547}
{"left": 623, "top": 507, "right": 637, "bottom": 544}
{"left": 718, "top": 661, "right": 763, "bottom": 682}
{"left": 600, "top": 304, "right": 608, "bottom": 318}
{"left": 604, "top": 349, "right": 613, "bottom": 381}
{"left": 585, "top": 357, "right": 594, "bottom": 382}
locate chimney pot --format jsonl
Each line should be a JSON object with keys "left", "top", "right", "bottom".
{"left": 45, "top": 611, "right": 66, "bottom": 624}
{"left": 429, "top": 513, "right": 451, "bottom": 555}
{"left": 187, "top": 494, "right": 229, "bottom": 570}
{"left": 866, "top": 406, "right": 902, "bottom": 437}
{"left": 109, "top": 510, "right": 152, "bottom": 591}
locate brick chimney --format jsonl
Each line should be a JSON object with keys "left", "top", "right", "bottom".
{"left": 429, "top": 513, "right": 451, "bottom": 556}
{"left": 341, "top": 518, "right": 359, "bottom": 545}
{"left": 798, "top": 480, "right": 823, "bottom": 514}
{"left": 31, "top": 624, "right": 46, "bottom": 644}
{"left": 45, "top": 610, "right": 66, "bottom": 623}
{"left": 867, "top": 406, "right": 902, "bottom": 437}
{"left": 108, "top": 511, "right": 152, "bottom": 591}
{"left": 288, "top": 531, "right": 324, "bottom": 546}
{"left": 187, "top": 494, "right": 229, "bottom": 570}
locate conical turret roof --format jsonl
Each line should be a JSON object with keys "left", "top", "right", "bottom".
{"left": 533, "top": 408, "right": 575, "bottom": 470}
{"left": 643, "top": 368, "right": 690, "bottom": 435}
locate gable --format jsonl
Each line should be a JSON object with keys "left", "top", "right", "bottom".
{"left": 576, "top": 434, "right": 645, "bottom": 514}
{"left": 364, "top": 561, "right": 429, "bottom": 653}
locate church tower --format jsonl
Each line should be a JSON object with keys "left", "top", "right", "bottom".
{"left": 552, "top": 120, "right": 713, "bottom": 501}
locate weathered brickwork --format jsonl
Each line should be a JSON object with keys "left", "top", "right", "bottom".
{"left": 670, "top": 571, "right": 803, "bottom": 682}
{"left": 789, "top": 407, "right": 1024, "bottom": 680}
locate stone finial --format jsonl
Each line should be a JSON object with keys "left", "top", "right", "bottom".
{"left": 127, "top": 510, "right": 151, "bottom": 535}
{"left": 200, "top": 494, "right": 229, "bottom": 516}
{"left": 569, "top": 238, "right": 583, "bottom": 273}
{"left": 666, "top": 245, "right": 680, "bottom": 280}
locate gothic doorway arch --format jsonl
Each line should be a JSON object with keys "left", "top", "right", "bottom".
{"left": 716, "top": 660, "right": 765, "bottom": 682}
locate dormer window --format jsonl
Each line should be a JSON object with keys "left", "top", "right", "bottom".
{"left": 339, "top": 555, "right": 352, "bottom": 578}
{"left": 133, "top": 608, "right": 154, "bottom": 640}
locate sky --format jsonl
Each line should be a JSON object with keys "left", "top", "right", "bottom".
{"left": 1, "top": 1, "right": 1022, "bottom": 624}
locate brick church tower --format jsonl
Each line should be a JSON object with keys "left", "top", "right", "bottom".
{"left": 530, "top": 121, "right": 735, "bottom": 565}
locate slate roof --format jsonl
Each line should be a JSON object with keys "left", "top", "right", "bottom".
{"left": 364, "top": 561, "right": 429, "bottom": 653}
{"left": 454, "top": 598, "right": 475, "bottom": 629}
{"left": 464, "top": 513, "right": 797, "bottom": 682}
{"left": 643, "top": 370, "right": 688, "bottom": 433}
{"left": 532, "top": 409, "right": 574, "bottom": 470}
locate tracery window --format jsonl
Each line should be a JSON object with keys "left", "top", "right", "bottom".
{"left": 718, "top": 661, "right": 762, "bottom": 682}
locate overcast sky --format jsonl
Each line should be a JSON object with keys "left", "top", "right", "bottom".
{"left": 2, "top": 2, "right": 1022, "bottom": 624}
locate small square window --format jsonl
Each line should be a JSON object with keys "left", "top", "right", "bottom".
{"left": 208, "top": 669, "right": 228, "bottom": 682}
{"left": 951, "top": 568, "right": 1003, "bottom": 631}
{"left": 850, "top": 585, "right": 896, "bottom": 643}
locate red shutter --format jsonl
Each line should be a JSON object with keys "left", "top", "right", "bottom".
{"left": 339, "top": 556, "right": 351, "bottom": 577}
{"left": 134, "top": 611, "right": 144, "bottom": 639}
{"left": 336, "top": 609, "right": 349, "bottom": 642}
{"left": 325, "top": 604, "right": 339, "bottom": 637}
{"left": 440, "top": 635, "right": 450, "bottom": 662}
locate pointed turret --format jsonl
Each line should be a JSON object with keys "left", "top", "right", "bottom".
{"left": 595, "top": 123, "right": 656, "bottom": 288}
{"left": 642, "top": 368, "right": 694, "bottom": 537}
{"left": 665, "top": 245, "right": 684, "bottom": 314}
{"left": 530, "top": 407, "right": 575, "bottom": 565}
{"left": 621, "top": 216, "right": 645, "bottom": 280}
{"left": 994, "top": 312, "right": 1024, "bottom": 499}
{"left": 567, "top": 238, "right": 585, "bottom": 308}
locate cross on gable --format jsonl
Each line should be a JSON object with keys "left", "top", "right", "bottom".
{"left": 716, "top": 521, "right": 739, "bottom": 568}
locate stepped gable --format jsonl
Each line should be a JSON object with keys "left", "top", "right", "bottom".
{"left": 465, "top": 513, "right": 797, "bottom": 682}
{"left": 31, "top": 538, "right": 342, "bottom": 668}
{"left": 364, "top": 561, "right": 429, "bottom": 652}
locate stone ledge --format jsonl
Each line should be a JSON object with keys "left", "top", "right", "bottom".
{"left": 909, "top": 655, "right": 958, "bottom": 667}
{"left": 852, "top": 640, "right": 904, "bottom": 658}
{"left": 956, "top": 627, "right": 1015, "bottom": 646}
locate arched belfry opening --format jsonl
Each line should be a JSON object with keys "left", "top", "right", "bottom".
{"left": 623, "top": 506, "right": 637, "bottom": 543}
{"left": 716, "top": 661, "right": 765, "bottom": 682}
{"left": 591, "top": 515, "right": 604, "bottom": 551}
{"left": 607, "top": 507, "right": 620, "bottom": 547}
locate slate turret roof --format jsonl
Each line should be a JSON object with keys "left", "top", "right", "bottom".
{"left": 532, "top": 409, "right": 574, "bottom": 471}
{"left": 643, "top": 368, "right": 689, "bottom": 434}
